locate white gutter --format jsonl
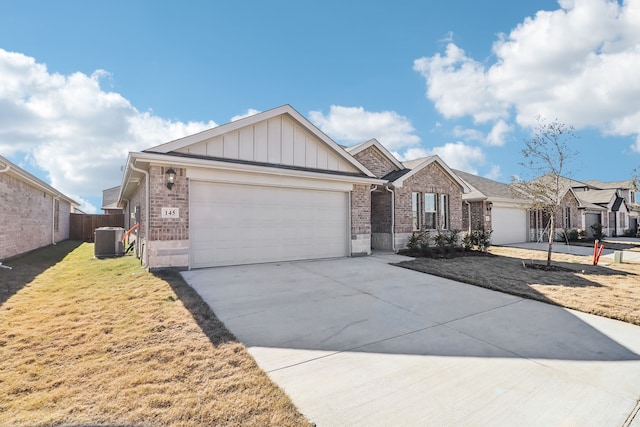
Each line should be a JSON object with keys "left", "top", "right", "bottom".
{"left": 0, "top": 163, "right": 9, "bottom": 173}
{"left": 385, "top": 186, "right": 396, "bottom": 252}
{"left": 130, "top": 161, "right": 150, "bottom": 268}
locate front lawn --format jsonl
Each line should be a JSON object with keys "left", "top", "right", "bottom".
{"left": 0, "top": 242, "right": 310, "bottom": 426}
{"left": 396, "top": 246, "right": 640, "bottom": 326}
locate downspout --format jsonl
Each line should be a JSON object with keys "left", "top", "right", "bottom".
{"left": 51, "top": 195, "right": 59, "bottom": 245}
{"left": 464, "top": 201, "right": 471, "bottom": 234}
{"left": 385, "top": 186, "right": 395, "bottom": 252}
{"left": 130, "top": 162, "right": 150, "bottom": 268}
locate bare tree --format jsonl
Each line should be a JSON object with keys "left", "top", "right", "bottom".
{"left": 511, "top": 116, "right": 579, "bottom": 268}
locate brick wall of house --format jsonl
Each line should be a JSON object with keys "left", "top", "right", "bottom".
{"left": 147, "top": 166, "right": 189, "bottom": 268}
{"left": 557, "top": 191, "right": 581, "bottom": 230}
{"left": 149, "top": 166, "right": 189, "bottom": 241}
{"left": 350, "top": 184, "right": 371, "bottom": 236}
{"left": 0, "top": 172, "right": 71, "bottom": 260}
{"left": 395, "top": 162, "right": 463, "bottom": 234}
{"left": 352, "top": 146, "right": 398, "bottom": 178}
{"left": 462, "top": 201, "right": 491, "bottom": 232}
{"left": 371, "top": 190, "right": 391, "bottom": 233}
{"left": 350, "top": 184, "right": 372, "bottom": 255}
{"left": 528, "top": 191, "right": 582, "bottom": 241}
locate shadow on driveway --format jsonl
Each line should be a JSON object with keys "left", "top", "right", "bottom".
{"left": 182, "top": 257, "right": 640, "bottom": 426}
{"left": 182, "top": 257, "right": 640, "bottom": 363}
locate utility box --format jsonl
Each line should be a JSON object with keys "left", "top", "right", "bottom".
{"left": 613, "top": 251, "right": 623, "bottom": 264}
{"left": 94, "top": 227, "right": 125, "bottom": 258}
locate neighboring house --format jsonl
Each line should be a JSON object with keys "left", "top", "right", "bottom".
{"left": 102, "top": 186, "right": 124, "bottom": 214}
{"left": 574, "top": 188, "right": 629, "bottom": 237}
{"left": 347, "top": 139, "right": 468, "bottom": 251}
{"left": 0, "top": 155, "right": 78, "bottom": 261}
{"left": 453, "top": 170, "right": 528, "bottom": 245}
{"left": 516, "top": 175, "right": 630, "bottom": 240}
{"left": 582, "top": 179, "right": 638, "bottom": 234}
{"left": 117, "top": 105, "right": 384, "bottom": 269}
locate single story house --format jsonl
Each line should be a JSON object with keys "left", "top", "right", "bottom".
{"left": 346, "top": 139, "right": 469, "bottom": 251}
{"left": 0, "top": 155, "right": 78, "bottom": 261}
{"left": 453, "top": 170, "right": 528, "bottom": 245}
{"left": 118, "top": 105, "right": 385, "bottom": 269}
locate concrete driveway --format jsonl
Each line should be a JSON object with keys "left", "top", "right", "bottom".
{"left": 182, "top": 255, "right": 640, "bottom": 426}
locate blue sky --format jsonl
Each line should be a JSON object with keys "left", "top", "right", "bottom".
{"left": 1, "top": 0, "right": 639, "bottom": 212}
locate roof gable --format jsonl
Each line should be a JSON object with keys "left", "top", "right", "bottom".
{"left": 346, "top": 139, "right": 404, "bottom": 172}
{"left": 147, "top": 105, "right": 373, "bottom": 177}
{"left": 454, "top": 169, "right": 520, "bottom": 201}
{"left": 393, "top": 156, "right": 470, "bottom": 192}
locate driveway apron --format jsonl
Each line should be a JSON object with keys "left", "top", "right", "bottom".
{"left": 182, "top": 255, "right": 640, "bottom": 427}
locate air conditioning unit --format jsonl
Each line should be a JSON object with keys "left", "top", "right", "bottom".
{"left": 94, "top": 227, "right": 125, "bottom": 258}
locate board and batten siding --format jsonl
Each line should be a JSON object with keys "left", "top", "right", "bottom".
{"left": 174, "top": 115, "right": 357, "bottom": 174}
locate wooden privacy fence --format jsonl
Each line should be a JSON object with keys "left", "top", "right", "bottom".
{"left": 70, "top": 213, "right": 125, "bottom": 242}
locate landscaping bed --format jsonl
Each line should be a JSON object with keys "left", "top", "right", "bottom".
{"left": 395, "top": 246, "right": 640, "bottom": 327}
{"left": 0, "top": 242, "right": 310, "bottom": 426}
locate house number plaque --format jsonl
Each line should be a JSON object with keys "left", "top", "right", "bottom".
{"left": 161, "top": 207, "right": 179, "bottom": 218}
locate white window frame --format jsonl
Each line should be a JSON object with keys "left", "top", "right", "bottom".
{"left": 412, "top": 192, "right": 421, "bottom": 231}
{"left": 424, "top": 193, "right": 437, "bottom": 229}
{"left": 440, "top": 194, "right": 449, "bottom": 230}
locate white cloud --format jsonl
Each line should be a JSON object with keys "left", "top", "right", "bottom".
{"left": 231, "top": 108, "right": 261, "bottom": 122}
{"left": 0, "top": 48, "right": 217, "bottom": 209}
{"left": 309, "top": 105, "right": 421, "bottom": 151}
{"left": 484, "top": 164, "right": 502, "bottom": 181}
{"left": 395, "top": 141, "right": 486, "bottom": 175}
{"left": 486, "top": 120, "right": 513, "bottom": 147}
{"left": 452, "top": 126, "right": 485, "bottom": 143}
{"left": 414, "top": 0, "right": 640, "bottom": 149}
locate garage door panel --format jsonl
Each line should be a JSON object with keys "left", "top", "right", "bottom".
{"left": 190, "top": 181, "right": 349, "bottom": 268}
{"left": 491, "top": 207, "right": 527, "bottom": 245}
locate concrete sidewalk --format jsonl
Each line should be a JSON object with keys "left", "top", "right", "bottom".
{"left": 183, "top": 256, "right": 640, "bottom": 426}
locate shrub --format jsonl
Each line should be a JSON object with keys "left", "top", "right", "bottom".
{"left": 407, "top": 232, "right": 423, "bottom": 252}
{"left": 434, "top": 231, "right": 447, "bottom": 249}
{"left": 590, "top": 223, "right": 605, "bottom": 241}
{"left": 561, "top": 228, "right": 580, "bottom": 242}
{"left": 446, "top": 229, "right": 460, "bottom": 247}
{"left": 471, "top": 223, "right": 492, "bottom": 252}
{"left": 461, "top": 233, "right": 473, "bottom": 251}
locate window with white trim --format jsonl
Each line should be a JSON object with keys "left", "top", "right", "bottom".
{"left": 564, "top": 207, "right": 571, "bottom": 228}
{"left": 412, "top": 192, "right": 421, "bottom": 230}
{"left": 440, "top": 194, "right": 449, "bottom": 230}
{"left": 424, "top": 193, "right": 437, "bottom": 229}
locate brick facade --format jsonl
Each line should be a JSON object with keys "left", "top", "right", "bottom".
{"left": 0, "top": 169, "right": 72, "bottom": 260}
{"left": 350, "top": 184, "right": 371, "bottom": 236}
{"left": 462, "top": 201, "right": 492, "bottom": 232}
{"left": 350, "top": 184, "right": 372, "bottom": 255}
{"left": 395, "top": 162, "right": 463, "bottom": 234}
{"left": 149, "top": 166, "right": 189, "bottom": 241}
{"left": 352, "top": 146, "right": 398, "bottom": 178}
{"left": 528, "top": 191, "right": 582, "bottom": 241}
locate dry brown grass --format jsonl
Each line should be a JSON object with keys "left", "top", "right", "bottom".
{"left": 396, "top": 246, "right": 640, "bottom": 326}
{"left": 0, "top": 242, "right": 310, "bottom": 426}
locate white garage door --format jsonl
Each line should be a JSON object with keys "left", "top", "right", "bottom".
{"left": 491, "top": 207, "right": 528, "bottom": 245}
{"left": 190, "top": 181, "right": 349, "bottom": 268}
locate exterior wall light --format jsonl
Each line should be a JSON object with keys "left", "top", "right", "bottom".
{"left": 487, "top": 201, "right": 493, "bottom": 211}
{"left": 166, "top": 168, "right": 176, "bottom": 190}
